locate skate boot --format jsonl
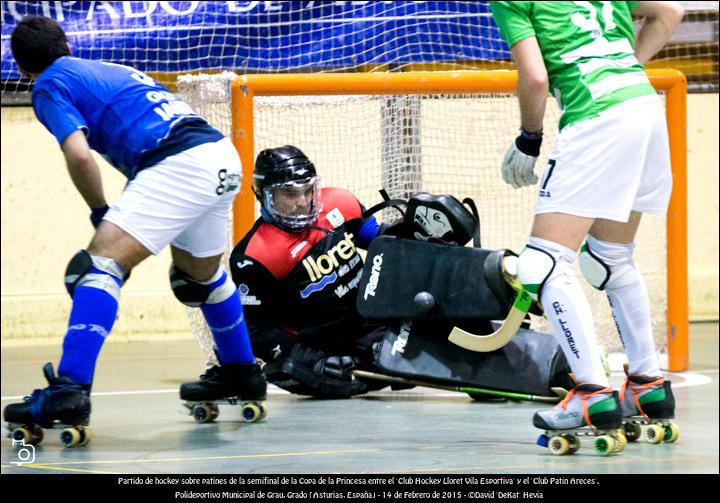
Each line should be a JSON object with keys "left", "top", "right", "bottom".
{"left": 620, "top": 364, "right": 678, "bottom": 444}
{"left": 4, "top": 363, "right": 91, "bottom": 448}
{"left": 180, "top": 362, "right": 267, "bottom": 424}
{"left": 534, "top": 382, "right": 625, "bottom": 456}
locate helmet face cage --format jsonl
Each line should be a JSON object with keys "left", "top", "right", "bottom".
{"left": 262, "top": 176, "right": 323, "bottom": 232}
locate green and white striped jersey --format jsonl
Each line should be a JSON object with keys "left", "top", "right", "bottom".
{"left": 491, "top": 1, "right": 657, "bottom": 130}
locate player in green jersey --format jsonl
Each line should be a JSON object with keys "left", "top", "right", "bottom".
{"left": 490, "top": 1, "right": 684, "bottom": 450}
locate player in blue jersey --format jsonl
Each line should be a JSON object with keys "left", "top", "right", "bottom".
{"left": 4, "top": 16, "right": 266, "bottom": 446}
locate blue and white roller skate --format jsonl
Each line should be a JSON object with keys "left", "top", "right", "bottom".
{"left": 535, "top": 381, "right": 625, "bottom": 456}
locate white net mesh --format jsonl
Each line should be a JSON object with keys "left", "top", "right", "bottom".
{"left": 178, "top": 74, "right": 669, "bottom": 359}
{"left": 2, "top": 1, "right": 717, "bottom": 104}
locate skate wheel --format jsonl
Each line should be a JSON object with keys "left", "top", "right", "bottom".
{"left": 593, "top": 435, "right": 616, "bottom": 456}
{"left": 60, "top": 427, "right": 83, "bottom": 448}
{"left": 567, "top": 435, "right": 580, "bottom": 454}
{"left": 645, "top": 424, "right": 664, "bottom": 444}
{"left": 242, "top": 403, "right": 261, "bottom": 423}
{"left": 78, "top": 428, "right": 92, "bottom": 447}
{"left": 548, "top": 435, "right": 570, "bottom": 456}
{"left": 11, "top": 424, "right": 44, "bottom": 446}
{"left": 623, "top": 422, "right": 641, "bottom": 442}
{"left": 258, "top": 403, "right": 268, "bottom": 421}
{"left": 663, "top": 422, "right": 679, "bottom": 443}
{"left": 613, "top": 431, "right": 627, "bottom": 453}
{"left": 193, "top": 403, "right": 219, "bottom": 424}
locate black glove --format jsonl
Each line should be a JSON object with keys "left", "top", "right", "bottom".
{"left": 313, "top": 355, "right": 357, "bottom": 381}
{"left": 286, "top": 345, "right": 357, "bottom": 381}
{"left": 90, "top": 205, "right": 109, "bottom": 229}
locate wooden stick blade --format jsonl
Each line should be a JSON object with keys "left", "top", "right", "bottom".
{"left": 448, "top": 290, "right": 532, "bottom": 352}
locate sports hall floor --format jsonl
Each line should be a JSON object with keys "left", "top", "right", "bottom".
{"left": 1, "top": 322, "right": 717, "bottom": 475}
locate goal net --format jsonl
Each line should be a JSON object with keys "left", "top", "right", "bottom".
{"left": 1, "top": 1, "right": 717, "bottom": 104}
{"left": 178, "top": 70, "right": 687, "bottom": 370}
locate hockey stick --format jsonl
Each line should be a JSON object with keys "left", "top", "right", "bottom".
{"left": 353, "top": 369, "right": 565, "bottom": 403}
{"left": 448, "top": 287, "right": 533, "bottom": 352}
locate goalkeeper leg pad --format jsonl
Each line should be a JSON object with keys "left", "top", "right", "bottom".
{"left": 356, "top": 236, "right": 514, "bottom": 320}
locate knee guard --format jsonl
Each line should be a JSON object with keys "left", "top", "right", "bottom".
{"left": 64, "top": 250, "right": 124, "bottom": 300}
{"left": 579, "top": 235, "right": 638, "bottom": 290}
{"left": 170, "top": 265, "right": 236, "bottom": 307}
{"left": 516, "top": 243, "right": 556, "bottom": 303}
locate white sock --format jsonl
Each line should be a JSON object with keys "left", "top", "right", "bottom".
{"left": 528, "top": 237, "right": 609, "bottom": 387}
{"left": 586, "top": 235, "right": 661, "bottom": 377}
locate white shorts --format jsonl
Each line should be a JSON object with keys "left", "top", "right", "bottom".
{"left": 534, "top": 98, "right": 672, "bottom": 222}
{"left": 104, "top": 137, "right": 241, "bottom": 257}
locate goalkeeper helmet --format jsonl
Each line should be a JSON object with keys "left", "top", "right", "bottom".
{"left": 253, "top": 145, "right": 323, "bottom": 232}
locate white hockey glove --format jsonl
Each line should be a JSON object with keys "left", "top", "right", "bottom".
{"left": 501, "top": 128, "right": 543, "bottom": 189}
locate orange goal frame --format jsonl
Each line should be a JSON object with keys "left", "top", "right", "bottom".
{"left": 229, "top": 69, "right": 688, "bottom": 371}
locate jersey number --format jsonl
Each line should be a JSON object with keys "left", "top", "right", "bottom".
{"left": 571, "top": 1, "right": 616, "bottom": 37}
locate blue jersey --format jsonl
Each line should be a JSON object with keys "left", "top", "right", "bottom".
{"left": 32, "top": 56, "right": 222, "bottom": 179}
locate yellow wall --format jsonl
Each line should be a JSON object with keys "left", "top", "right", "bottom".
{"left": 686, "top": 93, "right": 719, "bottom": 320}
{"left": 1, "top": 94, "right": 718, "bottom": 345}
{"left": 1, "top": 107, "right": 190, "bottom": 345}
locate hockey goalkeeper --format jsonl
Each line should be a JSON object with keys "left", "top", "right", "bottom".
{"left": 221, "top": 145, "right": 572, "bottom": 399}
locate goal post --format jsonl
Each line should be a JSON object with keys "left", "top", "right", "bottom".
{"left": 225, "top": 69, "right": 688, "bottom": 372}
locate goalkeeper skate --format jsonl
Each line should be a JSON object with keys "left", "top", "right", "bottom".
{"left": 534, "top": 379, "right": 626, "bottom": 456}
{"left": 4, "top": 363, "right": 91, "bottom": 448}
{"left": 620, "top": 364, "right": 679, "bottom": 444}
{"left": 180, "top": 361, "right": 267, "bottom": 424}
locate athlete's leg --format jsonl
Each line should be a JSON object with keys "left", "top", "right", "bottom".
{"left": 3, "top": 222, "right": 152, "bottom": 434}
{"left": 585, "top": 213, "right": 660, "bottom": 377}
{"left": 521, "top": 213, "right": 622, "bottom": 431}
{"left": 58, "top": 222, "right": 151, "bottom": 385}
{"left": 170, "top": 247, "right": 255, "bottom": 365}
{"left": 582, "top": 213, "right": 674, "bottom": 423}
{"left": 522, "top": 212, "right": 608, "bottom": 386}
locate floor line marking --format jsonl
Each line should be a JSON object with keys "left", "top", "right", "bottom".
{"left": 3, "top": 370, "right": 713, "bottom": 401}
{"left": 1, "top": 387, "right": 291, "bottom": 401}
{"left": 8, "top": 463, "right": 119, "bottom": 474}
{"left": 6, "top": 448, "right": 379, "bottom": 467}
{"left": 343, "top": 454, "right": 720, "bottom": 474}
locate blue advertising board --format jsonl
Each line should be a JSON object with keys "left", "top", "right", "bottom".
{"left": 1, "top": 1, "right": 509, "bottom": 81}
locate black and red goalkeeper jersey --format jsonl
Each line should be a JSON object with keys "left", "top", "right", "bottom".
{"left": 230, "top": 187, "right": 369, "bottom": 361}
